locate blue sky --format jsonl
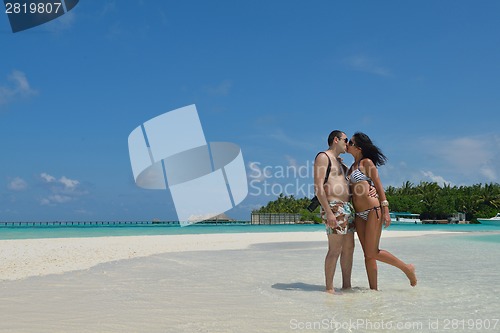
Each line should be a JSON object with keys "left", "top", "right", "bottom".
{"left": 1, "top": 1, "right": 499, "bottom": 221}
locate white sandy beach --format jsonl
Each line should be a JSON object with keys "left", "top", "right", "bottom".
{"left": 0, "top": 230, "right": 450, "bottom": 281}
{"left": 1, "top": 229, "right": 500, "bottom": 333}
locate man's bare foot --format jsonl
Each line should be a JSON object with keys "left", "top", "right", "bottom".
{"left": 406, "top": 264, "right": 417, "bottom": 287}
{"left": 325, "top": 289, "right": 335, "bottom": 294}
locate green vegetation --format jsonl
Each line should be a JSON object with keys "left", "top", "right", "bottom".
{"left": 386, "top": 182, "right": 500, "bottom": 221}
{"left": 252, "top": 193, "right": 322, "bottom": 223}
{"left": 253, "top": 182, "right": 500, "bottom": 223}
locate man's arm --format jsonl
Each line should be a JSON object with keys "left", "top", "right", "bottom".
{"left": 314, "top": 153, "right": 335, "bottom": 227}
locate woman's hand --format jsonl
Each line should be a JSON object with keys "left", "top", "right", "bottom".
{"left": 381, "top": 207, "right": 391, "bottom": 228}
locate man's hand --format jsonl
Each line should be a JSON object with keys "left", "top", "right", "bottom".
{"left": 326, "top": 212, "right": 337, "bottom": 228}
{"left": 368, "top": 185, "right": 378, "bottom": 198}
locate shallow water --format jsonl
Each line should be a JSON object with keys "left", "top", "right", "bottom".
{"left": 1, "top": 222, "right": 500, "bottom": 240}
{"left": 1, "top": 232, "right": 499, "bottom": 332}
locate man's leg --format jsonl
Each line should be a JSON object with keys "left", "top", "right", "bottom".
{"left": 325, "top": 233, "right": 343, "bottom": 293}
{"left": 340, "top": 232, "right": 355, "bottom": 289}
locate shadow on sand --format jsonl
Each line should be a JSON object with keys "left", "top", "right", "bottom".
{"left": 271, "top": 282, "right": 325, "bottom": 292}
{"left": 272, "top": 283, "right": 371, "bottom": 294}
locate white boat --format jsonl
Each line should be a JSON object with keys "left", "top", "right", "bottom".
{"left": 390, "top": 212, "right": 422, "bottom": 224}
{"left": 477, "top": 213, "right": 500, "bottom": 225}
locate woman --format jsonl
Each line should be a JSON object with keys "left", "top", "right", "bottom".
{"left": 347, "top": 132, "right": 417, "bottom": 290}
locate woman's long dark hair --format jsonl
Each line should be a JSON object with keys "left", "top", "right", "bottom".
{"left": 353, "top": 132, "right": 387, "bottom": 167}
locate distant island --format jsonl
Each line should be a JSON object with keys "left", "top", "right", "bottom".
{"left": 252, "top": 182, "right": 500, "bottom": 223}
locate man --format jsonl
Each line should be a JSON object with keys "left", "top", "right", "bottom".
{"left": 313, "top": 130, "right": 355, "bottom": 294}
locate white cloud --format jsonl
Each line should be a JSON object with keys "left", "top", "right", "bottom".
{"left": 284, "top": 155, "right": 314, "bottom": 180}
{"left": 100, "top": 1, "right": 117, "bottom": 16}
{"left": 8, "top": 177, "right": 28, "bottom": 191}
{"left": 254, "top": 115, "right": 277, "bottom": 126}
{"left": 204, "top": 80, "right": 232, "bottom": 96}
{"left": 267, "top": 129, "right": 314, "bottom": 150}
{"left": 75, "top": 208, "right": 91, "bottom": 215}
{"left": 59, "top": 176, "right": 80, "bottom": 190}
{"left": 343, "top": 55, "right": 391, "bottom": 77}
{"left": 239, "top": 202, "right": 263, "bottom": 210}
{"left": 388, "top": 134, "right": 500, "bottom": 186}
{"left": 428, "top": 135, "right": 498, "bottom": 182}
{"left": 480, "top": 166, "right": 497, "bottom": 181}
{"left": 40, "top": 173, "right": 80, "bottom": 190}
{"left": 247, "top": 161, "right": 270, "bottom": 182}
{"left": 45, "top": 11, "right": 76, "bottom": 32}
{"left": 40, "top": 194, "right": 72, "bottom": 205}
{"left": 39, "top": 172, "right": 86, "bottom": 205}
{"left": 40, "top": 173, "right": 56, "bottom": 183}
{"left": 421, "top": 171, "right": 453, "bottom": 186}
{"left": 379, "top": 161, "right": 425, "bottom": 188}
{"left": 285, "top": 155, "right": 298, "bottom": 169}
{"left": 434, "top": 137, "right": 488, "bottom": 168}
{"left": 0, "top": 70, "right": 37, "bottom": 105}
{"left": 10, "top": 70, "right": 31, "bottom": 92}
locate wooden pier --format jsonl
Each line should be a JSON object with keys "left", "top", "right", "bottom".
{"left": 0, "top": 221, "right": 176, "bottom": 227}
{"left": 250, "top": 213, "right": 301, "bottom": 225}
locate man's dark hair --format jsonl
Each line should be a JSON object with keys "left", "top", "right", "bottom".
{"left": 327, "top": 130, "right": 344, "bottom": 146}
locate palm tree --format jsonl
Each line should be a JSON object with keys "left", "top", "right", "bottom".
{"left": 476, "top": 183, "right": 500, "bottom": 209}
{"left": 416, "top": 182, "right": 441, "bottom": 216}
{"left": 400, "top": 181, "right": 415, "bottom": 195}
{"left": 385, "top": 185, "right": 398, "bottom": 196}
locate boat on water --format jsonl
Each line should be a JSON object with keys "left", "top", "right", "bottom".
{"left": 390, "top": 212, "right": 422, "bottom": 224}
{"left": 477, "top": 213, "right": 500, "bottom": 226}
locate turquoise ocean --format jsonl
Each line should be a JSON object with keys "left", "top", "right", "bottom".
{"left": 1, "top": 222, "right": 500, "bottom": 240}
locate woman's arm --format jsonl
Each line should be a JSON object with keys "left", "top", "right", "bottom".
{"left": 362, "top": 159, "right": 391, "bottom": 227}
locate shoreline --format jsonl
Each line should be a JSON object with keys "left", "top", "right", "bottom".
{"left": 0, "top": 230, "right": 457, "bottom": 281}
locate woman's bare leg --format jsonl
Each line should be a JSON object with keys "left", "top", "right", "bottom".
{"left": 355, "top": 217, "right": 378, "bottom": 289}
{"left": 364, "top": 209, "right": 417, "bottom": 287}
